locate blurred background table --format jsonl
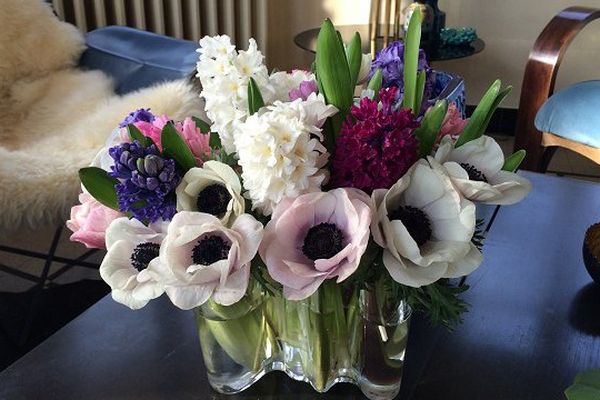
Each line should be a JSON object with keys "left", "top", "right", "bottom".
{"left": 1, "top": 171, "right": 599, "bottom": 399}
{"left": 294, "top": 24, "right": 485, "bottom": 62}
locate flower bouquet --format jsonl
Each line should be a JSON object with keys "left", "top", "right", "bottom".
{"left": 68, "top": 13, "right": 531, "bottom": 400}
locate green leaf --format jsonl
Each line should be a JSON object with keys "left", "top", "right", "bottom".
{"left": 482, "top": 86, "right": 512, "bottom": 134}
{"left": 367, "top": 68, "right": 382, "bottom": 99}
{"left": 345, "top": 32, "right": 362, "bottom": 88}
{"left": 209, "top": 132, "right": 222, "bottom": 150}
{"left": 399, "top": 278, "right": 469, "bottom": 329}
{"left": 315, "top": 19, "right": 354, "bottom": 139}
{"left": 455, "top": 80, "right": 501, "bottom": 147}
{"left": 402, "top": 10, "right": 422, "bottom": 114}
{"left": 127, "top": 124, "right": 152, "bottom": 147}
{"left": 414, "top": 70, "right": 427, "bottom": 114}
{"left": 78, "top": 167, "right": 120, "bottom": 211}
{"left": 247, "top": 77, "right": 265, "bottom": 115}
{"left": 414, "top": 100, "right": 448, "bottom": 157}
{"left": 192, "top": 116, "right": 211, "bottom": 133}
{"left": 565, "top": 369, "right": 600, "bottom": 400}
{"left": 502, "top": 149, "right": 526, "bottom": 172}
{"left": 161, "top": 122, "right": 197, "bottom": 171}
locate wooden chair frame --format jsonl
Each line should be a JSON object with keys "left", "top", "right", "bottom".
{"left": 514, "top": 6, "right": 600, "bottom": 172}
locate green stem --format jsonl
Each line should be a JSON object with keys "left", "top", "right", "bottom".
{"left": 295, "top": 281, "right": 351, "bottom": 390}
{"left": 195, "top": 279, "right": 278, "bottom": 372}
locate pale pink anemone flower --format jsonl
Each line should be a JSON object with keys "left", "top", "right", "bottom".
{"left": 260, "top": 188, "right": 372, "bottom": 300}
{"left": 134, "top": 116, "right": 211, "bottom": 165}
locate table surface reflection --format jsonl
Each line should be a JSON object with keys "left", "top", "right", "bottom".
{"left": 1, "top": 171, "right": 599, "bottom": 399}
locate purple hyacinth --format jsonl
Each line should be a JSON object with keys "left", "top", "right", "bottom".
{"left": 369, "top": 41, "right": 435, "bottom": 112}
{"left": 119, "top": 108, "right": 155, "bottom": 128}
{"left": 108, "top": 141, "right": 180, "bottom": 223}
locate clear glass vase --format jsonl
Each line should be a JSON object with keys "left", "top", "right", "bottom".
{"left": 357, "top": 289, "right": 412, "bottom": 399}
{"left": 194, "top": 282, "right": 411, "bottom": 400}
{"left": 193, "top": 281, "right": 278, "bottom": 393}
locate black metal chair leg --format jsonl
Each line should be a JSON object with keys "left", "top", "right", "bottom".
{"left": 540, "top": 146, "right": 558, "bottom": 173}
{"left": 18, "top": 226, "right": 63, "bottom": 346}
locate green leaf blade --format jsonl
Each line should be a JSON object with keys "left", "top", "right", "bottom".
{"left": 502, "top": 149, "right": 526, "bottom": 172}
{"left": 402, "top": 10, "right": 422, "bottom": 114}
{"left": 414, "top": 70, "right": 427, "bottom": 115}
{"left": 455, "top": 80, "right": 501, "bottom": 147}
{"left": 127, "top": 124, "right": 153, "bottom": 147}
{"left": 482, "top": 86, "right": 512, "bottom": 133}
{"left": 414, "top": 100, "right": 448, "bottom": 157}
{"left": 315, "top": 19, "right": 354, "bottom": 138}
{"left": 247, "top": 77, "right": 265, "bottom": 115}
{"left": 161, "top": 123, "right": 197, "bottom": 172}
{"left": 367, "top": 68, "right": 383, "bottom": 98}
{"left": 79, "top": 167, "right": 120, "bottom": 211}
{"left": 192, "top": 116, "right": 211, "bottom": 133}
{"left": 346, "top": 32, "right": 362, "bottom": 88}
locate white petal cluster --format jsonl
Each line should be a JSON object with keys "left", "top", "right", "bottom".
{"left": 196, "top": 35, "right": 272, "bottom": 153}
{"left": 434, "top": 135, "right": 532, "bottom": 205}
{"left": 197, "top": 35, "right": 320, "bottom": 155}
{"left": 99, "top": 218, "right": 168, "bottom": 309}
{"left": 269, "top": 69, "right": 316, "bottom": 100}
{"left": 372, "top": 159, "right": 482, "bottom": 288}
{"left": 146, "top": 212, "right": 264, "bottom": 309}
{"left": 235, "top": 94, "right": 337, "bottom": 215}
{"left": 176, "top": 161, "right": 245, "bottom": 226}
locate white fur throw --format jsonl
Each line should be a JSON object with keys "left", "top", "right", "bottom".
{"left": 0, "top": 0, "right": 204, "bottom": 232}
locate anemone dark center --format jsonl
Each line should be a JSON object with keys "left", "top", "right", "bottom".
{"left": 302, "top": 223, "right": 345, "bottom": 261}
{"left": 389, "top": 206, "right": 432, "bottom": 247}
{"left": 196, "top": 184, "right": 232, "bottom": 217}
{"left": 192, "top": 235, "right": 231, "bottom": 266}
{"left": 459, "top": 163, "right": 488, "bottom": 182}
{"left": 130, "top": 242, "right": 160, "bottom": 271}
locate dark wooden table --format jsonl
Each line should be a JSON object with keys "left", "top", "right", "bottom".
{"left": 294, "top": 24, "right": 485, "bottom": 62}
{"left": 1, "top": 171, "right": 599, "bottom": 399}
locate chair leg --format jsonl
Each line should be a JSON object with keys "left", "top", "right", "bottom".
{"left": 540, "top": 147, "right": 557, "bottom": 173}
{"left": 18, "top": 226, "right": 63, "bottom": 346}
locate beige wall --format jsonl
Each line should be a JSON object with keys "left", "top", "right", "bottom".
{"left": 266, "top": 0, "right": 371, "bottom": 71}
{"left": 266, "top": 0, "right": 600, "bottom": 108}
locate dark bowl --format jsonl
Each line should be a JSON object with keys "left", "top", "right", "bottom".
{"left": 583, "top": 223, "right": 600, "bottom": 284}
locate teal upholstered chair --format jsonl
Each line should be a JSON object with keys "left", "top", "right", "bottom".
{"left": 514, "top": 7, "right": 600, "bottom": 172}
{"left": 535, "top": 81, "right": 600, "bottom": 168}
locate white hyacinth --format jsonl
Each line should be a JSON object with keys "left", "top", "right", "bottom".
{"left": 235, "top": 93, "right": 337, "bottom": 215}
{"left": 197, "top": 35, "right": 322, "bottom": 155}
{"left": 269, "top": 69, "right": 316, "bottom": 100}
{"left": 196, "top": 35, "right": 272, "bottom": 153}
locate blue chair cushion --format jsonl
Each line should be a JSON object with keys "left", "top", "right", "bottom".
{"left": 79, "top": 26, "right": 199, "bottom": 95}
{"left": 535, "top": 80, "right": 600, "bottom": 149}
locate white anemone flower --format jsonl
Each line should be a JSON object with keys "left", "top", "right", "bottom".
{"left": 371, "top": 158, "right": 482, "bottom": 287}
{"left": 99, "top": 217, "right": 168, "bottom": 310}
{"left": 146, "top": 211, "right": 263, "bottom": 310}
{"left": 175, "top": 161, "right": 245, "bottom": 226}
{"left": 434, "top": 135, "right": 531, "bottom": 205}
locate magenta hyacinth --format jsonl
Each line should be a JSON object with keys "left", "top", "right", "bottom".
{"left": 331, "top": 87, "right": 420, "bottom": 193}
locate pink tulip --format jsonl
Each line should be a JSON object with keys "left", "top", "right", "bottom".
{"left": 178, "top": 118, "right": 211, "bottom": 166}
{"left": 134, "top": 116, "right": 210, "bottom": 165}
{"left": 66, "top": 193, "right": 121, "bottom": 249}
{"left": 436, "top": 103, "right": 468, "bottom": 144}
{"left": 260, "top": 188, "right": 372, "bottom": 300}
